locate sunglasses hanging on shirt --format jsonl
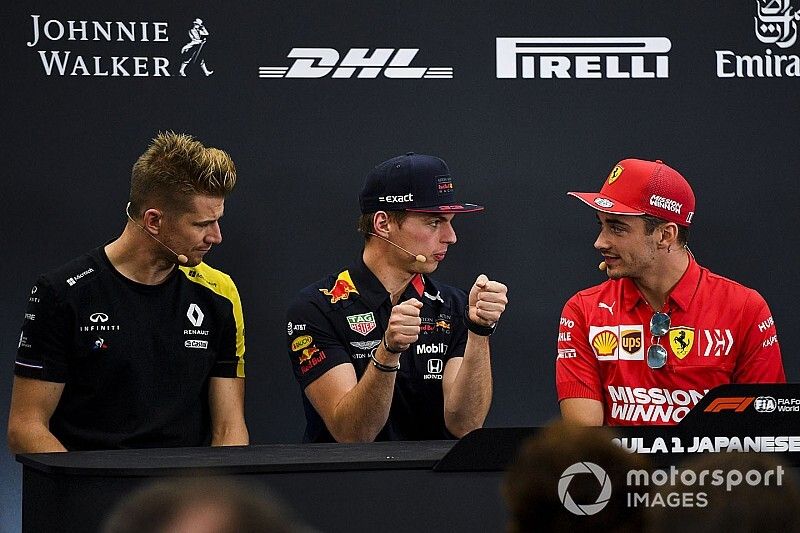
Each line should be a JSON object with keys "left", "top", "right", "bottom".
{"left": 647, "top": 312, "right": 671, "bottom": 369}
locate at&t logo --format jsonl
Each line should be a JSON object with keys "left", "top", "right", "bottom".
{"left": 558, "top": 462, "right": 612, "bottom": 516}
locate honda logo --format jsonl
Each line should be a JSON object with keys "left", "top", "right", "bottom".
{"left": 89, "top": 312, "right": 109, "bottom": 323}
{"left": 427, "top": 358, "right": 443, "bottom": 374}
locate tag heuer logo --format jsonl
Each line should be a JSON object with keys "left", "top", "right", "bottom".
{"left": 347, "top": 312, "right": 377, "bottom": 336}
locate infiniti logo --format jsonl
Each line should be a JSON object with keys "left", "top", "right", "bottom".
{"left": 89, "top": 312, "right": 109, "bottom": 323}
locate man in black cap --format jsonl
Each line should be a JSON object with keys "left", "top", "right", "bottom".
{"left": 287, "top": 153, "right": 508, "bottom": 442}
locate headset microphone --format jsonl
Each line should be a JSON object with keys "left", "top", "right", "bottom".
{"left": 367, "top": 233, "right": 427, "bottom": 263}
{"left": 598, "top": 261, "right": 607, "bottom": 271}
{"left": 126, "top": 203, "right": 189, "bottom": 265}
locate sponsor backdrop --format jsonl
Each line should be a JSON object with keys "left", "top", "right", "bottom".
{"left": 2, "top": 0, "right": 799, "bottom": 529}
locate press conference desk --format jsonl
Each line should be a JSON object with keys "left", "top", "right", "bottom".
{"left": 18, "top": 440, "right": 508, "bottom": 533}
{"left": 19, "top": 384, "right": 800, "bottom": 533}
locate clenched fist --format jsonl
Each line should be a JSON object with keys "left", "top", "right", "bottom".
{"left": 384, "top": 298, "right": 424, "bottom": 353}
{"left": 468, "top": 274, "right": 508, "bottom": 327}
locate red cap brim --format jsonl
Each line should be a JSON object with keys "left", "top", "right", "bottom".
{"left": 567, "top": 192, "right": 645, "bottom": 216}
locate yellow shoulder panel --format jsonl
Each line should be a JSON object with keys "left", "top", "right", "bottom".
{"left": 180, "top": 263, "right": 245, "bottom": 378}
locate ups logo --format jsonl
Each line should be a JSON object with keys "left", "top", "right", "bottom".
{"left": 621, "top": 329, "right": 642, "bottom": 355}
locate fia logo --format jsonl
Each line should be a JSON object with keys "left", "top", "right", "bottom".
{"left": 259, "top": 48, "right": 453, "bottom": 79}
{"left": 179, "top": 18, "right": 214, "bottom": 76}
{"left": 755, "top": 0, "right": 800, "bottom": 48}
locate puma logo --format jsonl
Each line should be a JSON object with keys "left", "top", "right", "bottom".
{"left": 598, "top": 301, "right": 616, "bottom": 316}
{"left": 424, "top": 291, "right": 444, "bottom": 304}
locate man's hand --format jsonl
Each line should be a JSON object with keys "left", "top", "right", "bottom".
{"left": 468, "top": 274, "right": 508, "bottom": 327}
{"left": 384, "top": 298, "right": 423, "bottom": 352}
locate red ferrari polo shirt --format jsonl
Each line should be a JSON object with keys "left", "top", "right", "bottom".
{"left": 556, "top": 256, "right": 785, "bottom": 425}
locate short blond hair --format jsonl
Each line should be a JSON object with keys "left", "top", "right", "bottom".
{"left": 129, "top": 132, "right": 237, "bottom": 215}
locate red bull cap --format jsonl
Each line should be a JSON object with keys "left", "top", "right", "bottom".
{"left": 359, "top": 153, "right": 484, "bottom": 214}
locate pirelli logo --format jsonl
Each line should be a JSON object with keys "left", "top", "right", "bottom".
{"left": 704, "top": 397, "right": 754, "bottom": 413}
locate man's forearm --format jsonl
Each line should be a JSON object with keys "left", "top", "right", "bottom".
{"left": 327, "top": 349, "right": 399, "bottom": 442}
{"left": 8, "top": 424, "right": 67, "bottom": 454}
{"left": 444, "top": 333, "right": 493, "bottom": 437}
{"left": 211, "top": 419, "right": 249, "bottom": 446}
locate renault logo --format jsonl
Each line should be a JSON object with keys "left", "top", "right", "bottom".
{"left": 187, "top": 303, "right": 204, "bottom": 327}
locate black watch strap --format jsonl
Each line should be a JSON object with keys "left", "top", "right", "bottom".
{"left": 464, "top": 306, "right": 497, "bottom": 336}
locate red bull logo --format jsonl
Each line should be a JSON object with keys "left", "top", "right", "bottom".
{"left": 298, "top": 345, "right": 320, "bottom": 364}
{"left": 320, "top": 270, "right": 359, "bottom": 304}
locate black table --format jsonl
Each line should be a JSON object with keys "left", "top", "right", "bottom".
{"left": 19, "top": 440, "right": 508, "bottom": 533}
{"left": 20, "top": 384, "right": 800, "bottom": 532}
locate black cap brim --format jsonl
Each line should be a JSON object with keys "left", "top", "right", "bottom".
{"left": 405, "top": 203, "right": 484, "bottom": 213}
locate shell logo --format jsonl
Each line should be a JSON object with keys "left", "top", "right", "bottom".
{"left": 591, "top": 330, "right": 618, "bottom": 357}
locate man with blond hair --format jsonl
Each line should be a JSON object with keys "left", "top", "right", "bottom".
{"left": 8, "top": 132, "right": 248, "bottom": 452}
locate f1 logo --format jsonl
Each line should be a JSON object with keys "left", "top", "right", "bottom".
{"left": 427, "top": 358, "right": 443, "bottom": 374}
{"left": 704, "top": 397, "right": 754, "bottom": 413}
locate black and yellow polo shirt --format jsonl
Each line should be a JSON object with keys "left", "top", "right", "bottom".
{"left": 14, "top": 246, "right": 245, "bottom": 450}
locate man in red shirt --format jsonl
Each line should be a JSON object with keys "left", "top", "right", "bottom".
{"left": 557, "top": 158, "right": 785, "bottom": 426}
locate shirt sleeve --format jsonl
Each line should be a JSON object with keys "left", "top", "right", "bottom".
{"left": 732, "top": 289, "right": 785, "bottom": 383}
{"left": 211, "top": 274, "right": 245, "bottom": 379}
{"left": 286, "top": 295, "right": 352, "bottom": 389}
{"left": 445, "top": 294, "right": 468, "bottom": 360}
{"left": 14, "top": 277, "right": 71, "bottom": 383}
{"left": 555, "top": 294, "right": 604, "bottom": 402}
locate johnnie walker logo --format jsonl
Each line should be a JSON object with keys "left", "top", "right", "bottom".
{"left": 26, "top": 14, "right": 217, "bottom": 77}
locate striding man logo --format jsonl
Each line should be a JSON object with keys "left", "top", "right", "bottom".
{"left": 180, "top": 18, "right": 214, "bottom": 76}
